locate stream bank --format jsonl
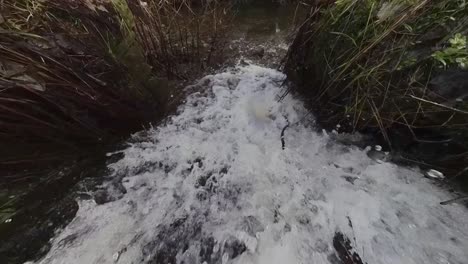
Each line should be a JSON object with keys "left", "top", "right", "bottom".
{"left": 0, "top": 1, "right": 300, "bottom": 263}
{"left": 283, "top": 0, "right": 468, "bottom": 190}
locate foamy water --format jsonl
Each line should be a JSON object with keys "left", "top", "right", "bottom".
{"left": 32, "top": 65, "right": 468, "bottom": 264}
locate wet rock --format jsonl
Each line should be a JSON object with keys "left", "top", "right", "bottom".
{"left": 328, "top": 253, "right": 342, "bottom": 264}
{"left": 239, "top": 216, "right": 264, "bottom": 236}
{"left": 420, "top": 26, "right": 448, "bottom": 42}
{"left": 196, "top": 190, "right": 208, "bottom": 201}
{"left": 196, "top": 174, "right": 210, "bottom": 187}
{"left": 223, "top": 237, "right": 247, "bottom": 259}
{"left": 341, "top": 175, "right": 359, "bottom": 185}
{"left": 219, "top": 166, "right": 229, "bottom": 174}
{"left": 143, "top": 218, "right": 202, "bottom": 264}
{"left": 0, "top": 196, "right": 79, "bottom": 263}
{"left": 307, "top": 191, "right": 327, "bottom": 202}
{"left": 199, "top": 237, "right": 216, "bottom": 263}
{"left": 250, "top": 47, "right": 265, "bottom": 58}
{"left": 57, "top": 233, "right": 80, "bottom": 248}
{"left": 309, "top": 204, "right": 319, "bottom": 215}
{"left": 340, "top": 166, "right": 356, "bottom": 174}
{"left": 94, "top": 178, "right": 126, "bottom": 204}
{"left": 296, "top": 214, "right": 311, "bottom": 225}
{"left": 367, "top": 149, "right": 389, "bottom": 163}
{"left": 132, "top": 161, "right": 158, "bottom": 175}
{"left": 194, "top": 158, "right": 204, "bottom": 168}
{"left": 239, "top": 59, "right": 249, "bottom": 66}
{"left": 164, "top": 163, "right": 176, "bottom": 174}
{"left": 94, "top": 190, "right": 111, "bottom": 205}
{"left": 227, "top": 78, "right": 240, "bottom": 89}
{"left": 315, "top": 239, "right": 329, "bottom": 253}
{"left": 332, "top": 232, "right": 365, "bottom": 264}
{"left": 429, "top": 70, "right": 468, "bottom": 101}
{"left": 273, "top": 209, "right": 281, "bottom": 223}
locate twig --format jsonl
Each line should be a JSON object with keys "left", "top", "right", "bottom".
{"left": 409, "top": 95, "right": 468, "bottom": 115}
{"left": 440, "top": 196, "right": 468, "bottom": 205}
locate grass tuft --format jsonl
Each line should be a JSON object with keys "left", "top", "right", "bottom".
{"left": 285, "top": 0, "right": 468, "bottom": 180}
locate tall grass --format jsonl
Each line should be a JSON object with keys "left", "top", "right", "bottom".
{"left": 128, "top": 0, "right": 231, "bottom": 79}
{"left": 285, "top": 0, "right": 468, "bottom": 178}
{"left": 1, "top": 1, "right": 150, "bottom": 145}
{"left": 1, "top": 1, "right": 231, "bottom": 259}
{"left": 0, "top": 0, "right": 232, "bottom": 210}
{"left": 0, "top": 0, "right": 229, "bottom": 148}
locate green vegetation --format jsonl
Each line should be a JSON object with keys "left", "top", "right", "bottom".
{"left": 285, "top": 0, "right": 468, "bottom": 179}
{"left": 432, "top": 33, "right": 468, "bottom": 69}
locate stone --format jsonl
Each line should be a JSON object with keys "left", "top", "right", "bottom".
{"left": 250, "top": 47, "right": 265, "bottom": 58}
{"left": 429, "top": 70, "right": 468, "bottom": 101}
{"left": 94, "top": 190, "right": 111, "bottom": 205}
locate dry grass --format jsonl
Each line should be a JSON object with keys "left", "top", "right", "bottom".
{"left": 1, "top": 0, "right": 156, "bottom": 146}
{"left": 129, "top": 0, "right": 231, "bottom": 79}
{"left": 0, "top": 1, "right": 231, "bottom": 255}
{"left": 0, "top": 0, "right": 230, "bottom": 146}
{"left": 0, "top": 0, "right": 231, "bottom": 196}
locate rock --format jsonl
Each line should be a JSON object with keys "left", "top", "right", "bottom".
{"left": 367, "top": 149, "right": 390, "bottom": 163}
{"left": 239, "top": 59, "right": 249, "bottom": 66}
{"left": 341, "top": 175, "right": 359, "bottom": 185}
{"left": 239, "top": 216, "right": 264, "bottom": 236}
{"left": 223, "top": 237, "right": 246, "bottom": 259}
{"left": 332, "top": 232, "right": 365, "bottom": 264}
{"left": 296, "top": 214, "right": 310, "bottom": 225}
{"left": 250, "top": 47, "right": 265, "bottom": 58}
{"left": 420, "top": 26, "right": 448, "bottom": 42}
{"left": 429, "top": 70, "right": 468, "bottom": 101}
{"left": 314, "top": 239, "right": 329, "bottom": 253}
{"left": 227, "top": 78, "right": 239, "bottom": 90}
{"left": 93, "top": 190, "right": 111, "bottom": 205}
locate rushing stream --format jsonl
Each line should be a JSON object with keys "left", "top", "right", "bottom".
{"left": 30, "top": 65, "right": 468, "bottom": 264}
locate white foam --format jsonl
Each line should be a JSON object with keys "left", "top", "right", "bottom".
{"left": 34, "top": 65, "right": 468, "bottom": 264}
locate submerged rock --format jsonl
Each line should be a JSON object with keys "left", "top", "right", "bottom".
{"left": 250, "top": 47, "right": 265, "bottom": 58}
{"left": 332, "top": 232, "right": 365, "bottom": 264}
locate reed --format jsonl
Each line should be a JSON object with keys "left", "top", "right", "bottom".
{"left": 0, "top": 0, "right": 230, "bottom": 148}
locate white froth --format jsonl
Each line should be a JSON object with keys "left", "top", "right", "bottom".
{"left": 33, "top": 65, "right": 468, "bottom": 264}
